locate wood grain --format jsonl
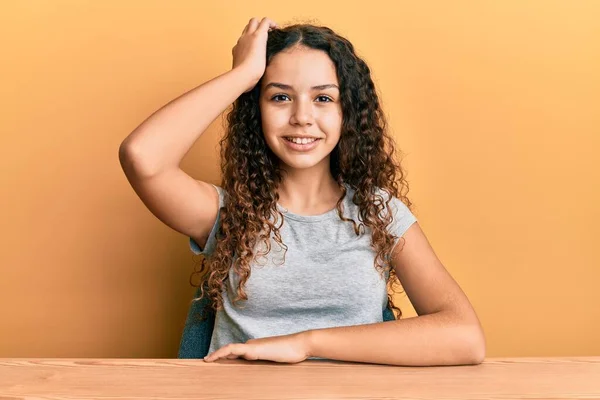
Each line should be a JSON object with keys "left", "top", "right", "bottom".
{"left": 0, "top": 357, "right": 599, "bottom": 399}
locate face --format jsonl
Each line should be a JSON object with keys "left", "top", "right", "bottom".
{"left": 259, "top": 46, "right": 343, "bottom": 171}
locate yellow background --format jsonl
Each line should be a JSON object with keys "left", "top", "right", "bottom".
{"left": 1, "top": 1, "right": 598, "bottom": 358}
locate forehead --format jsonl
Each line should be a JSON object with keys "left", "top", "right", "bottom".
{"left": 262, "top": 47, "right": 339, "bottom": 88}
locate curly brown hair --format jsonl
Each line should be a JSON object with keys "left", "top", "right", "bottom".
{"left": 190, "top": 23, "right": 415, "bottom": 322}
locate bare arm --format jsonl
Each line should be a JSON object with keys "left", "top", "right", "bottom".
{"left": 305, "top": 311, "right": 484, "bottom": 366}
{"left": 307, "top": 222, "right": 485, "bottom": 366}
{"left": 119, "top": 16, "right": 276, "bottom": 176}
{"left": 118, "top": 17, "right": 277, "bottom": 248}
{"left": 119, "top": 67, "right": 253, "bottom": 177}
{"left": 205, "top": 307, "right": 484, "bottom": 366}
{"left": 117, "top": 68, "right": 253, "bottom": 246}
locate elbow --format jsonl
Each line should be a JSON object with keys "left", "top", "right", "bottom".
{"left": 466, "top": 326, "right": 486, "bottom": 365}
{"left": 118, "top": 141, "right": 157, "bottom": 178}
{"left": 468, "top": 345, "right": 486, "bottom": 365}
{"left": 118, "top": 142, "right": 139, "bottom": 177}
{"left": 118, "top": 140, "right": 137, "bottom": 169}
{"left": 450, "top": 320, "right": 486, "bottom": 365}
{"left": 118, "top": 141, "right": 130, "bottom": 165}
{"left": 119, "top": 139, "right": 142, "bottom": 165}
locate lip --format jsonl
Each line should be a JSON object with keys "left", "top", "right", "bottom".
{"left": 281, "top": 137, "right": 322, "bottom": 152}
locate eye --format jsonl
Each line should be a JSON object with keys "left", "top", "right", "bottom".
{"left": 316, "top": 95, "right": 333, "bottom": 102}
{"left": 271, "top": 94, "right": 290, "bottom": 102}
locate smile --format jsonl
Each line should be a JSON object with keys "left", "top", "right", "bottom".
{"left": 284, "top": 137, "right": 319, "bottom": 144}
{"left": 282, "top": 137, "right": 322, "bottom": 151}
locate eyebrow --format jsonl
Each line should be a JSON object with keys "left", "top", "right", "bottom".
{"left": 264, "top": 82, "right": 339, "bottom": 91}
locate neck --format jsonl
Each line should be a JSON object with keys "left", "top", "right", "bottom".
{"left": 276, "top": 160, "right": 343, "bottom": 214}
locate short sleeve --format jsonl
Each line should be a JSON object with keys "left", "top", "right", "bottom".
{"left": 376, "top": 187, "right": 418, "bottom": 250}
{"left": 189, "top": 184, "right": 225, "bottom": 257}
{"left": 388, "top": 195, "right": 417, "bottom": 249}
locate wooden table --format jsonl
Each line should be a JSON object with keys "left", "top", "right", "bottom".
{"left": 1, "top": 357, "right": 599, "bottom": 399}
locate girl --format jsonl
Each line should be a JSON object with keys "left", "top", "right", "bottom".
{"left": 119, "top": 17, "right": 485, "bottom": 366}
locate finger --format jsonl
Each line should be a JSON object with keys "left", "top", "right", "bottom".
{"left": 256, "top": 17, "right": 277, "bottom": 34}
{"left": 204, "top": 344, "right": 244, "bottom": 362}
{"left": 204, "top": 350, "right": 226, "bottom": 362}
{"left": 242, "top": 17, "right": 256, "bottom": 35}
{"left": 246, "top": 17, "right": 260, "bottom": 34}
{"left": 204, "top": 354, "right": 224, "bottom": 362}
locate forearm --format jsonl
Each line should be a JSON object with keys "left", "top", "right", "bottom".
{"left": 119, "top": 67, "right": 251, "bottom": 177}
{"left": 304, "top": 311, "right": 486, "bottom": 366}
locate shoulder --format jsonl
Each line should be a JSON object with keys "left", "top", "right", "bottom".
{"left": 373, "top": 186, "right": 413, "bottom": 215}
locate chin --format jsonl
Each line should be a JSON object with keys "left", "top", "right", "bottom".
{"left": 278, "top": 153, "right": 330, "bottom": 171}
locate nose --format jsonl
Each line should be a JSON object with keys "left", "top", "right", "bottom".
{"left": 289, "top": 98, "right": 314, "bottom": 126}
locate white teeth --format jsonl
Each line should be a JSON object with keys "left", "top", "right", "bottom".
{"left": 286, "top": 137, "right": 318, "bottom": 144}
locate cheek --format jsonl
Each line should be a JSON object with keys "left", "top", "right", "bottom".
{"left": 260, "top": 107, "right": 287, "bottom": 134}
{"left": 318, "top": 109, "right": 343, "bottom": 137}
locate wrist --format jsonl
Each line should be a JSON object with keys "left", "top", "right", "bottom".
{"left": 231, "top": 66, "right": 261, "bottom": 92}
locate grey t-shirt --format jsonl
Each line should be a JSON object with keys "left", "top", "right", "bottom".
{"left": 189, "top": 183, "right": 417, "bottom": 357}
